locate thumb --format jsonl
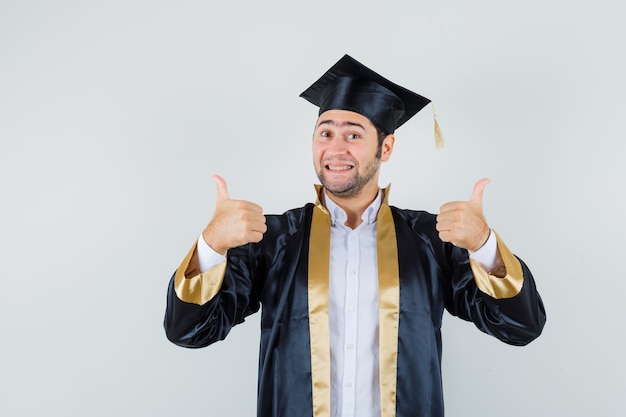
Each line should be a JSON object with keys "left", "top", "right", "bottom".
{"left": 213, "top": 174, "right": 230, "bottom": 202}
{"left": 470, "top": 178, "right": 491, "bottom": 204}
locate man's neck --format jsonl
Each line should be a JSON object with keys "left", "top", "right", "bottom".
{"left": 325, "top": 184, "right": 380, "bottom": 229}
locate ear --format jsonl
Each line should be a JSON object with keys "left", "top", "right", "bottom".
{"left": 380, "top": 134, "right": 395, "bottom": 162}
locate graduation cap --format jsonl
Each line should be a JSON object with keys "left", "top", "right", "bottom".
{"left": 300, "top": 54, "right": 443, "bottom": 147}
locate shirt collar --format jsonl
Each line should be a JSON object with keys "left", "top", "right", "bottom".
{"left": 322, "top": 189, "right": 382, "bottom": 227}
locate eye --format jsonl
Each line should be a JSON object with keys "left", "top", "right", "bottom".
{"left": 347, "top": 133, "right": 360, "bottom": 139}
{"left": 320, "top": 131, "right": 330, "bottom": 138}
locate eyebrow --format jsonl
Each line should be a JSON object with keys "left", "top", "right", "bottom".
{"left": 317, "top": 119, "right": 366, "bottom": 130}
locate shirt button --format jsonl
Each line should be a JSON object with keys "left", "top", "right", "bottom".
{"left": 347, "top": 306, "right": 355, "bottom": 312}
{"left": 350, "top": 234, "right": 356, "bottom": 241}
{"left": 347, "top": 343, "right": 355, "bottom": 350}
{"left": 345, "top": 382, "right": 353, "bottom": 388}
{"left": 349, "top": 269, "right": 356, "bottom": 275}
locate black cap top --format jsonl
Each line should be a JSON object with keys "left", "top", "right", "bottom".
{"left": 299, "top": 54, "right": 431, "bottom": 133}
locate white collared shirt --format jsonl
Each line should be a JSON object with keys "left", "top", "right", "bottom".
{"left": 323, "top": 190, "right": 382, "bottom": 417}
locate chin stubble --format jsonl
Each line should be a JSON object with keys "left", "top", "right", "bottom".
{"left": 317, "top": 157, "right": 381, "bottom": 198}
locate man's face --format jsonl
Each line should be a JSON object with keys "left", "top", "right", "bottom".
{"left": 312, "top": 110, "right": 393, "bottom": 199}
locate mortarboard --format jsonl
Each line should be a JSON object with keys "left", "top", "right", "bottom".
{"left": 300, "top": 54, "right": 443, "bottom": 147}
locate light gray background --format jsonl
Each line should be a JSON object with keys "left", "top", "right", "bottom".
{"left": 1, "top": 1, "right": 624, "bottom": 416}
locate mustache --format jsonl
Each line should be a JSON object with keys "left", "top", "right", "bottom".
{"left": 322, "top": 157, "right": 357, "bottom": 165}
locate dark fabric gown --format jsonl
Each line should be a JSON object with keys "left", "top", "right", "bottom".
{"left": 164, "top": 203, "right": 546, "bottom": 417}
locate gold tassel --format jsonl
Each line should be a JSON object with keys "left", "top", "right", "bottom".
{"left": 432, "top": 103, "right": 444, "bottom": 149}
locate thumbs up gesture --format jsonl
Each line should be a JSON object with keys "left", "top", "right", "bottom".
{"left": 202, "top": 175, "right": 267, "bottom": 255}
{"left": 436, "top": 178, "right": 491, "bottom": 252}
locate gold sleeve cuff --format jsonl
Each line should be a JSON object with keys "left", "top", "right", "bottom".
{"left": 173, "top": 243, "right": 227, "bottom": 306}
{"left": 469, "top": 231, "right": 524, "bottom": 299}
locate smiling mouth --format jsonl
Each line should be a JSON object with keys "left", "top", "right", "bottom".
{"left": 326, "top": 165, "right": 353, "bottom": 171}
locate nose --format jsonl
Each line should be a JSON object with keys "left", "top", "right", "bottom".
{"left": 325, "top": 137, "right": 349, "bottom": 155}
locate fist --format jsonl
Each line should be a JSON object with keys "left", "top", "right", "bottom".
{"left": 202, "top": 175, "right": 267, "bottom": 254}
{"left": 436, "top": 178, "right": 491, "bottom": 252}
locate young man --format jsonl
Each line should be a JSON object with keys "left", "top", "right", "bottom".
{"left": 164, "top": 55, "right": 546, "bottom": 417}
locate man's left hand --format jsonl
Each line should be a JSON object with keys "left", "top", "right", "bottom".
{"left": 436, "top": 178, "right": 491, "bottom": 252}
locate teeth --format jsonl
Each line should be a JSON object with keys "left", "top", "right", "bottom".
{"left": 328, "top": 165, "right": 352, "bottom": 171}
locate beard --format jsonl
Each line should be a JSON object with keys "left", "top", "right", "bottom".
{"left": 316, "top": 156, "right": 381, "bottom": 198}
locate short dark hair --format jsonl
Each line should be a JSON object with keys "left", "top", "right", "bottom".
{"left": 375, "top": 126, "right": 389, "bottom": 159}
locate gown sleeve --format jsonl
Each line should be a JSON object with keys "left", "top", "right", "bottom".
{"left": 443, "top": 231, "right": 546, "bottom": 346}
{"left": 163, "top": 242, "right": 260, "bottom": 348}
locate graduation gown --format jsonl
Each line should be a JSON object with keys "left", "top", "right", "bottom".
{"left": 164, "top": 190, "right": 546, "bottom": 417}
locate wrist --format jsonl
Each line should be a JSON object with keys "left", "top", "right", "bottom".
{"left": 202, "top": 230, "right": 228, "bottom": 255}
{"left": 471, "top": 227, "right": 491, "bottom": 252}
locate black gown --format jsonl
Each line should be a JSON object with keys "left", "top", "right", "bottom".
{"left": 164, "top": 191, "right": 546, "bottom": 417}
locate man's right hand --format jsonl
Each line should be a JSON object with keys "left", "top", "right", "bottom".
{"left": 202, "top": 175, "right": 267, "bottom": 255}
